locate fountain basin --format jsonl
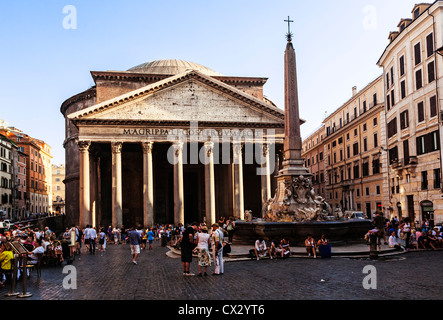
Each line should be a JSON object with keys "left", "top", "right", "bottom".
{"left": 232, "top": 219, "right": 372, "bottom": 246}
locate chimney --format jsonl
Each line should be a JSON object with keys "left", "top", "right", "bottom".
{"left": 352, "top": 86, "right": 357, "bottom": 97}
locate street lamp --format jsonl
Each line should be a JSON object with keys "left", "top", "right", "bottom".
{"left": 436, "top": 46, "right": 443, "bottom": 56}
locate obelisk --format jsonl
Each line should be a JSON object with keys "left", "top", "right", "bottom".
{"left": 266, "top": 17, "right": 315, "bottom": 221}
{"left": 280, "top": 18, "right": 310, "bottom": 177}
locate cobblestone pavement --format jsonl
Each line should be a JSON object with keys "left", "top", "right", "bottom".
{"left": 1, "top": 240, "right": 442, "bottom": 301}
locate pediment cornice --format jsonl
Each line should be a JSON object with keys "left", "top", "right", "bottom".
{"left": 69, "top": 70, "right": 284, "bottom": 122}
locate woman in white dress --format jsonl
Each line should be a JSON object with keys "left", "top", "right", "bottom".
{"left": 194, "top": 226, "right": 211, "bottom": 276}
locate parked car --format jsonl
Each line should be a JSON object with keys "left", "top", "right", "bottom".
{"left": 0, "top": 220, "right": 12, "bottom": 229}
{"left": 345, "top": 211, "right": 366, "bottom": 219}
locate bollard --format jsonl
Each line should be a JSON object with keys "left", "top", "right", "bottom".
{"left": 4, "top": 256, "right": 19, "bottom": 297}
{"left": 369, "top": 233, "right": 379, "bottom": 260}
{"left": 17, "top": 254, "right": 32, "bottom": 298}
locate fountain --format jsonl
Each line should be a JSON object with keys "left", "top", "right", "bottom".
{"left": 233, "top": 19, "right": 372, "bottom": 246}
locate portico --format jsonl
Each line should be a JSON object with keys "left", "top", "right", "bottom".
{"left": 64, "top": 65, "right": 286, "bottom": 228}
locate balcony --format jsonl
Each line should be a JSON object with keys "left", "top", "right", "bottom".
{"left": 390, "top": 157, "right": 418, "bottom": 178}
{"left": 341, "top": 179, "right": 354, "bottom": 188}
{"left": 391, "top": 159, "right": 403, "bottom": 169}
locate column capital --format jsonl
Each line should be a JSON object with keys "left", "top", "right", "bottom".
{"left": 77, "top": 140, "right": 91, "bottom": 152}
{"left": 232, "top": 142, "right": 243, "bottom": 155}
{"left": 142, "top": 141, "right": 154, "bottom": 154}
{"left": 111, "top": 142, "right": 123, "bottom": 153}
{"left": 204, "top": 141, "right": 215, "bottom": 157}
{"left": 172, "top": 141, "right": 184, "bottom": 157}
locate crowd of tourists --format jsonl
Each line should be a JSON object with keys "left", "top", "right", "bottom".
{"left": 366, "top": 212, "right": 443, "bottom": 251}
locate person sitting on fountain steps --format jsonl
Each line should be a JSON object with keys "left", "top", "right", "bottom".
{"left": 305, "top": 234, "right": 317, "bottom": 258}
{"left": 252, "top": 238, "right": 272, "bottom": 260}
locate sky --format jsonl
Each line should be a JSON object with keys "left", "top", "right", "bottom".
{"left": 0, "top": 0, "right": 425, "bottom": 165}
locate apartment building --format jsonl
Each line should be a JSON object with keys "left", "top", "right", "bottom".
{"left": 322, "top": 77, "right": 386, "bottom": 217}
{"left": 302, "top": 125, "right": 326, "bottom": 200}
{"left": 377, "top": 2, "right": 443, "bottom": 226}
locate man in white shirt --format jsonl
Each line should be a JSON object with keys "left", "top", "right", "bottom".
{"left": 388, "top": 231, "right": 402, "bottom": 250}
{"left": 84, "top": 225, "right": 90, "bottom": 251}
{"left": 28, "top": 242, "right": 44, "bottom": 264}
{"left": 88, "top": 226, "right": 97, "bottom": 255}
{"left": 254, "top": 239, "right": 270, "bottom": 260}
{"left": 211, "top": 223, "right": 224, "bottom": 275}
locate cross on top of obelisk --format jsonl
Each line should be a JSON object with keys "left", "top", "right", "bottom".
{"left": 284, "top": 16, "right": 294, "bottom": 42}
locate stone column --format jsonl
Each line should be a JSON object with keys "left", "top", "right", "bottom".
{"left": 172, "top": 142, "right": 184, "bottom": 225}
{"left": 78, "top": 140, "right": 91, "bottom": 228}
{"left": 89, "top": 149, "right": 96, "bottom": 228}
{"left": 142, "top": 142, "right": 154, "bottom": 228}
{"left": 111, "top": 142, "right": 123, "bottom": 228}
{"left": 96, "top": 156, "right": 102, "bottom": 227}
{"left": 349, "top": 190, "right": 354, "bottom": 211}
{"left": 232, "top": 143, "right": 244, "bottom": 220}
{"left": 261, "top": 144, "right": 272, "bottom": 217}
{"left": 204, "top": 141, "right": 216, "bottom": 226}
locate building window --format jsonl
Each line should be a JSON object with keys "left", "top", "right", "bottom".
{"left": 416, "top": 130, "right": 440, "bottom": 155}
{"left": 430, "top": 95, "right": 437, "bottom": 118}
{"left": 428, "top": 61, "right": 435, "bottom": 83}
{"left": 426, "top": 33, "right": 434, "bottom": 58}
{"left": 362, "top": 162, "right": 369, "bottom": 176}
{"left": 399, "top": 56, "right": 405, "bottom": 76}
{"left": 416, "top": 69, "right": 423, "bottom": 90}
{"left": 434, "top": 169, "right": 441, "bottom": 189}
{"left": 353, "top": 164, "right": 360, "bottom": 179}
{"left": 363, "top": 138, "right": 368, "bottom": 152}
{"left": 372, "top": 158, "right": 380, "bottom": 174}
{"left": 365, "top": 187, "right": 370, "bottom": 196}
{"left": 390, "top": 90, "right": 395, "bottom": 107}
{"left": 353, "top": 143, "right": 359, "bottom": 156}
{"left": 421, "top": 171, "right": 428, "bottom": 190}
{"left": 414, "top": 43, "right": 421, "bottom": 66}
{"left": 389, "top": 146, "right": 398, "bottom": 164}
{"left": 363, "top": 123, "right": 367, "bottom": 132}
{"left": 373, "top": 117, "right": 377, "bottom": 126}
{"left": 414, "top": 8, "right": 420, "bottom": 19}
{"left": 376, "top": 186, "right": 381, "bottom": 195}
{"left": 373, "top": 133, "right": 378, "bottom": 148}
{"left": 400, "top": 80, "right": 406, "bottom": 99}
{"left": 387, "top": 118, "right": 397, "bottom": 138}
{"left": 400, "top": 110, "right": 409, "bottom": 130}
{"left": 417, "top": 102, "right": 425, "bottom": 123}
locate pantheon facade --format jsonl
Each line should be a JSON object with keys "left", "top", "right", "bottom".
{"left": 61, "top": 60, "right": 288, "bottom": 228}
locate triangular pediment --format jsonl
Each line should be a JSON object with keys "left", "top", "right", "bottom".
{"left": 68, "top": 70, "right": 284, "bottom": 125}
